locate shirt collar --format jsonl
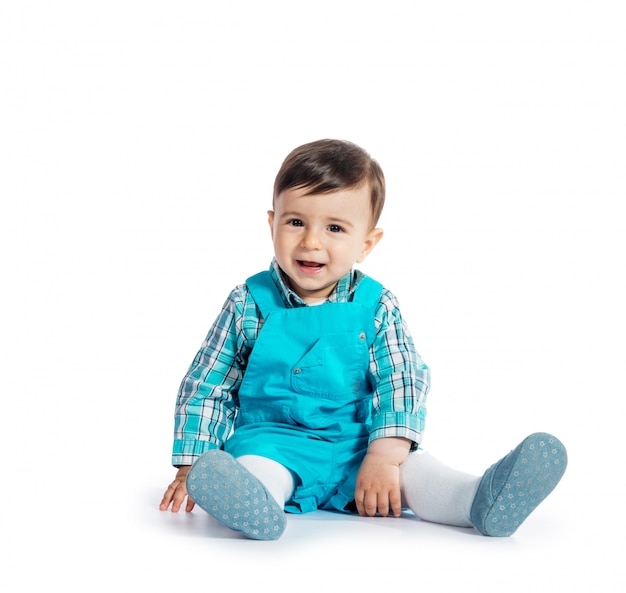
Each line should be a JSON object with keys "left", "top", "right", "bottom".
{"left": 268, "top": 258, "right": 361, "bottom": 307}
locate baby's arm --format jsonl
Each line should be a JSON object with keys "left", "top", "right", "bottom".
{"left": 354, "top": 437, "right": 411, "bottom": 517}
{"left": 163, "top": 287, "right": 250, "bottom": 512}
{"left": 160, "top": 466, "right": 193, "bottom": 512}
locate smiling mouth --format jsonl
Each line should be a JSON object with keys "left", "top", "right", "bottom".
{"left": 297, "top": 260, "right": 325, "bottom": 271}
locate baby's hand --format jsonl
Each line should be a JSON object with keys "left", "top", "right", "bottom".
{"left": 159, "top": 465, "right": 194, "bottom": 512}
{"left": 354, "top": 437, "right": 411, "bottom": 518}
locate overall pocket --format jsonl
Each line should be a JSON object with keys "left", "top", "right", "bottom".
{"left": 290, "top": 331, "right": 370, "bottom": 400}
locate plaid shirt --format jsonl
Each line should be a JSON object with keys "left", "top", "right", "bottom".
{"left": 172, "top": 259, "right": 430, "bottom": 466}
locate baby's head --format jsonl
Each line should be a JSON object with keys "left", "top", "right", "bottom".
{"left": 269, "top": 140, "right": 386, "bottom": 303}
{"left": 273, "top": 139, "right": 386, "bottom": 227}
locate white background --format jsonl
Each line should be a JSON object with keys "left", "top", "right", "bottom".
{"left": 1, "top": 1, "right": 624, "bottom": 591}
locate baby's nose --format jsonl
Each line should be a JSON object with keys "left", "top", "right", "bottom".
{"left": 301, "top": 229, "right": 322, "bottom": 249}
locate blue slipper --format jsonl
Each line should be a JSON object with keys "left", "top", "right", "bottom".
{"left": 186, "top": 450, "right": 286, "bottom": 540}
{"left": 470, "top": 432, "right": 567, "bottom": 536}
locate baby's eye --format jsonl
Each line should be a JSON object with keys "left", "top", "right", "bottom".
{"left": 328, "top": 224, "right": 343, "bottom": 233}
{"left": 288, "top": 219, "right": 304, "bottom": 227}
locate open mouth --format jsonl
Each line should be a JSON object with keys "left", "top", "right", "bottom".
{"left": 297, "top": 260, "right": 325, "bottom": 273}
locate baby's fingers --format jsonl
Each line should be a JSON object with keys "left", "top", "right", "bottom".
{"left": 389, "top": 487, "right": 402, "bottom": 517}
{"left": 160, "top": 478, "right": 191, "bottom": 512}
{"left": 376, "top": 493, "right": 390, "bottom": 517}
{"left": 170, "top": 481, "right": 190, "bottom": 512}
{"left": 159, "top": 483, "right": 176, "bottom": 511}
{"left": 185, "top": 494, "right": 196, "bottom": 512}
{"left": 354, "top": 488, "right": 379, "bottom": 517}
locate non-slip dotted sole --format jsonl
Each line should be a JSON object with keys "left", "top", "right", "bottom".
{"left": 186, "top": 450, "right": 286, "bottom": 540}
{"left": 472, "top": 432, "right": 567, "bottom": 536}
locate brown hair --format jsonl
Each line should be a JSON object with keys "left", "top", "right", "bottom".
{"left": 273, "top": 139, "right": 386, "bottom": 225}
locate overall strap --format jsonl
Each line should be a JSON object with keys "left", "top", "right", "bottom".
{"left": 245, "top": 271, "right": 285, "bottom": 318}
{"left": 247, "top": 270, "right": 383, "bottom": 317}
{"left": 352, "top": 275, "right": 384, "bottom": 310}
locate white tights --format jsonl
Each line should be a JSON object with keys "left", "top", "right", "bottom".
{"left": 237, "top": 450, "right": 481, "bottom": 528}
{"left": 237, "top": 455, "right": 296, "bottom": 508}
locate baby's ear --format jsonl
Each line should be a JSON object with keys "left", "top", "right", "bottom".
{"left": 357, "top": 228, "right": 384, "bottom": 263}
{"left": 267, "top": 211, "right": 275, "bottom": 237}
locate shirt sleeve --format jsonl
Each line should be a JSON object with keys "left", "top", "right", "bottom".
{"left": 171, "top": 287, "right": 250, "bottom": 466}
{"left": 368, "top": 289, "right": 430, "bottom": 448}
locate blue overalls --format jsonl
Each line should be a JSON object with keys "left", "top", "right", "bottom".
{"left": 223, "top": 270, "right": 383, "bottom": 513}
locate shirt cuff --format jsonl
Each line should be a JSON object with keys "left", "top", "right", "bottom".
{"left": 368, "top": 411, "right": 426, "bottom": 450}
{"left": 172, "top": 439, "right": 220, "bottom": 467}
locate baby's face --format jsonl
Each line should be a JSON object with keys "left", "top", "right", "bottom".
{"left": 268, "top": 185, "right": 383, "bottom": 303}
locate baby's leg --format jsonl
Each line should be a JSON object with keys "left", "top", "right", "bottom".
{"left": 400, "top": 432, "right": 567, "bottom": 536}
{"left": 400, "top": 449, "right": 480, "bottom": 528}
{"left": 186, "top": 450, "right": 293, "bottom": 540}
{"left": 237, "top": 454, "right": 295, "bottom": 507}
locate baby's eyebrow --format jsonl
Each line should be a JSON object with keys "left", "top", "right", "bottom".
{"left": 326, "top": 216, "right": 354, "bottom": 229}
{"left": 279, "top": 211, "right": 303, "bottom": 219}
